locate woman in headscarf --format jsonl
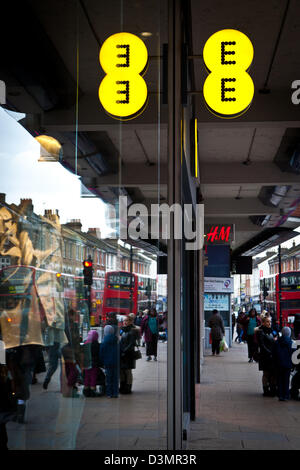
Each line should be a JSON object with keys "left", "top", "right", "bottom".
{"left": 100, "top": 325, "right": 119, "bottom": 398}
{"left": 274, "top": 326, "right": 295, "bottom": 401}
{"left": 140, "top": 307, "right": 159, "bottom": 362}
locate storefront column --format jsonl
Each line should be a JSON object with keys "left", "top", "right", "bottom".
{"left": 167, "top": 0, "right": 183, "bottom": 450}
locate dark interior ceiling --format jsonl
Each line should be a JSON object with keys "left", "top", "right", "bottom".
{"left": 1, "top": 0, "right": 300, "bottom": 253}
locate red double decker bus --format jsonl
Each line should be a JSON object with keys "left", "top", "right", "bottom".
{"left": 261, "top": 271, "right": 300, "bottom": 328}
{"left": 102, "top": 271, "right": 138, "bottom": 323}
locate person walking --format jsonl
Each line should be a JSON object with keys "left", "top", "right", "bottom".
{"left": 242, "top": 308, "right": 261, "bottom": 362}
{"left": 100, "top": 325, "right": 119, "bottom": 398}
{"left": 232, "top": 312, "right": 236, "bottom": 340}
{"left": 134, "top": 311, "right": 144, "bottom": 346}
{"left": 119, "top": 316, "right": 137, "bottom": 394}
{"left": 43, "top": 342, "right": 61, "bottom": 390}
{"left": 140, "top": 308, "right": 159, "bottom": 361}
{"left": 208, "top": 309, "right": 225, "bottom": 356}
{"left": 235, "top": 310, "right": 244, "bottom": 343}
{"left": 134, "top": 311, "right": 144, "bottom": 328}
{"left": 256, "top": 316, "right": 277, "bottom": 397}
{"left": 274, "top": 326, "right": 295, "bottom": 401}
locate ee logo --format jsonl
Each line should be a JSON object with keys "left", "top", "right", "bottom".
{"left": 98, "top": 29, "right": 254, "bottom": 120}
{"left": 99, "top": 32, "right": 148, "bottom": 121}
{"left": 203, "top": 29, "right": 254, "bottom": 118}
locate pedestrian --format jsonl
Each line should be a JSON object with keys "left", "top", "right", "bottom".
{"left": 140, "top": 307, "right": 159, "bottom": 361}
{"left": 161, "top": 311, "right": 168, "bottom": 342}
{"left": 43, "top": 342, "right": 61, "bottom": 390}
{"left": 61, "top": 308, "right": 81, "bottom": 398}
{"left": 134, "top": 311, "right": 144, "bottom": 328}
{"left": 256, "top": 316, "right": 277, "bottom": 397}
{"left": 274, "top": 326, "right": 295, "bottom": 401}
{"left": 270, "top": 309, "right": 278, "bottom": 334}
{"left": 82, "top": 330, "right": 101, "bottom": 397}
{"left": 134, "top": 311, "right": 144, "bottom": 346}
{"left": 260, "top": 309, "right": 269, "bottom": 321}
{"left": 242, "top": 308, "right": 261, "bottom": 362}
{"left": 105, "top": 312, "right": 119, "bottom": 337}
{"left": 232, "top": 312, "right": 236, "bottom": 340}
{"left": 128, "top": 313, "right": 141, "bottom": 344}
{"left": 208, "top": 309, "right": 225, "bottom": 356}
{"left": 235, "top": 310, "right": 244, "bottom": 343}
{"left": 99, "top": 325, "right": 119, "bottom": 398}
{"left": 119, "top": 316, "right": 138, "bottom": 394}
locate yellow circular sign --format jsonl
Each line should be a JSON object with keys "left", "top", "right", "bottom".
{"left": 99, "top": 32, "right": 148, "bottom": 120}
{"left": 203, "top": 29, "right": 254, "bottom": 118}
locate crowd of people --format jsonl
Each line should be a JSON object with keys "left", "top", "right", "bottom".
{"left": 0, "top": 307, "right": 168, "bottom": 449}
{"left": 232, "top": 308, "right": 300, "bottom": 401}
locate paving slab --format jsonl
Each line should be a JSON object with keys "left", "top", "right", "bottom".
{"left": 188, "top": 341, "right": 300, "bottom": 451}
{"left": 6, "top": 341, "right": 167, "bottom": 450}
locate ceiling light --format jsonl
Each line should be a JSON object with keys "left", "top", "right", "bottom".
{"left": 141, "top": 32, "right": 152, "bottom": 37}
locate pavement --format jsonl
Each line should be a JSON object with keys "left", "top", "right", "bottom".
{"left": 7, "top": 337, "right": 300, "bottom": 451}
{"left": 188, "top": 340, "right": 300, "bottom": 450}
{"left": 6, "top": 341, "right": 167, "bottom": 450}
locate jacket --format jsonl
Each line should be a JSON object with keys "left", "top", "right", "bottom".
{"left": 140, "top": 315, "right": 159, "bottom": 343}
{"left": 257, "top": 325, "right": 276, "bottom": 371}
{"left": 99, "top": 334, "right": 119, "bottom": 368}
{"left": 241, "top": 315, "right": 261, "bottom": 341}
{"left": 274, "top": 336, "right": 294, "bottom": 369}
{"left": 120, "top": 325, "right": 137, "bottom": 370}
{"left": 208, "top": 313, "right": 225, "bottom": 341}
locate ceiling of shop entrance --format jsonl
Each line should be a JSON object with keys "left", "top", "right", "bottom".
{"left": 191, "top": 0, "right": 300, "bottom": 249}
{"left": 2, "top": 0, "right": 300, "bottom": 251}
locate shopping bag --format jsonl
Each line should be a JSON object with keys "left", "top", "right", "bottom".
{"left": 220, "top": 337, "right": 229, "bottom": 352}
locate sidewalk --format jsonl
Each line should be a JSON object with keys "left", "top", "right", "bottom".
{"left": 188, "top": 341, "right": 300, "bottom": 450}
{"left": 6, "top": 342, "right": 167, "bottom": 450}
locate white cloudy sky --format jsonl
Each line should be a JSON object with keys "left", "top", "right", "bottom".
{"left": 0, "top": 107, "right": 112, "bottom": 236}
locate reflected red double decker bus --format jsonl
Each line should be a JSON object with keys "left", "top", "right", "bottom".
{"left": 277, "top": 271, "right": 300, "bottom": 327}
{"left": 262, "top": 271, "right": 300, "bottom": 328}
{"left": 102, "top": 271, "right": 138, "bottom": 323}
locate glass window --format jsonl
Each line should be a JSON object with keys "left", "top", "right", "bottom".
{"left": 0, "top": 0, "right": 168, "bottom": 451}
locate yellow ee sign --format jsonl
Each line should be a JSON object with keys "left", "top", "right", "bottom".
{"left": 99, "top": 32, "right": 148, "bottom": 120}
{"left": 203, "top": 29, "right": 254, "bottom": 119}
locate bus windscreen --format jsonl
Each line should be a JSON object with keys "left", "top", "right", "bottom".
{"left": 281, "top": 273, "right": 300, "bottom": 290}
{"left": 107, "top": 273, "right": 134, "bottom": 290}
{"left": 0, "top": 266, "right": 33, "bottom": 295}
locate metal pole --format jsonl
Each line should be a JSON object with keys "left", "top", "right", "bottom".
{"left": 278, "top": 244, "right": 283, "bottom": 330}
